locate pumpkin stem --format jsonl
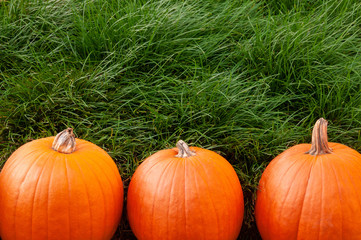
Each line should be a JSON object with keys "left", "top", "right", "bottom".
{"left": 175, "top": 140, "right": 196, "bottom": 158}
{"left": 306, "top": 118, "right": 332, "bottom": 155}
{"left": 52, "top": 128, "right": 76, "bottom": 154}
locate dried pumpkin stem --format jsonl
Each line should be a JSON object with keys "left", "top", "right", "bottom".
{"left": 175, "top": 140, "right": 196, "bottom": 158}
{"left": 52, "top": 128, "right": 76, "bottom": 154}
{"left": 306, "top": 118, "right": 332, "bottom": 155}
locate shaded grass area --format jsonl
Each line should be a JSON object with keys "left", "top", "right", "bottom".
{"left": 1, "top": 0, "right": 361, "bottom": 239}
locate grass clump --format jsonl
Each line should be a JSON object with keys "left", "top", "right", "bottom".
{"left": 1, "top": 0, "right": 361, "bottom": 239}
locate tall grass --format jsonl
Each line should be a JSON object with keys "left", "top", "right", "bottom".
{"left": 1, "top": 0, "right": 361, "bottom": 238}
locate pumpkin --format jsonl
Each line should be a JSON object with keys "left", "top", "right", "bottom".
{"left": 127, "top": 140, "right": 244, "bottom": 240}
{"left": 255, "top": 118, "right": 361, "bottom": 239}
{"left": 0, "top": 128, "right": 124, "bottom": 240}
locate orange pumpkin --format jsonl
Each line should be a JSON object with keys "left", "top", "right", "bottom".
{"left": 255, "top": 118, "right": 361, "bottom": 239}
{"left": 0, "top": 128, "right": 124, "bottom": 240}
{"left": 127, "top": 140, "right": 244, "bottom": 240}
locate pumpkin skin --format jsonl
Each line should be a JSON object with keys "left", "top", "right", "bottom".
{"left": 0, "top": 130, "right": 124, "bottom": 240}
{"left": 127, "top": 141, "right": 244, "bottom": 240}
{"left": 255, "top": 119, "right": 361, "bottom": 240}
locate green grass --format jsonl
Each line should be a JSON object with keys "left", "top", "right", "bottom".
{"left": 1, "top": 0, "right": 361, "bottom": 239}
